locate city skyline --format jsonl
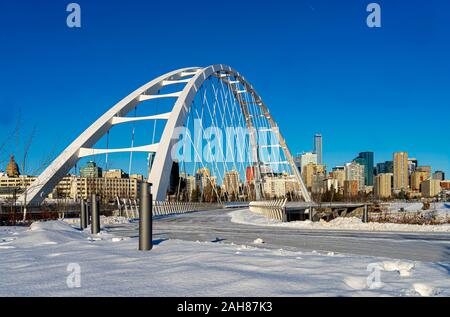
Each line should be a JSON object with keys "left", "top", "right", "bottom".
{"left": 1, "top": 0, "right": 449, "bottom": 178}
{"left": 296, "top": 134, "right": 448, "bottom": 178}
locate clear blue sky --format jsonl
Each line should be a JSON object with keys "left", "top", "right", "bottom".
{"left": 0, "top": 0, "right": 449, "bottom": 176}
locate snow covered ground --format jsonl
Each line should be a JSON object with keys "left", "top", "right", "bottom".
{"left": 1, "top": 220, "right": 449, "bottom": 296}
{"left": 63, "top": 215, "right": 131, "bottom": 226}
{"left": 388, "top": 202, "right": 450, "bottom": 216}
{"left": 231, "top": 209, "right": 450, "bottom": 233}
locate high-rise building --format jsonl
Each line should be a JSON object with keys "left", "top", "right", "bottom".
{"left": 393, "top": 152, "right": 408, "bottom": 191}
{"left": 296, "top": 152, "right": 317, "bottom": 173}
{"left": 410, "top": 171, "right": 430, "bottom": 192}
{"left": 196, "top": 167, "right": 211, "bottom": 192}
{"left": 376, "top": 161, "right": 394, "bottom": 175}
{"left": 374, "top": 173, "right": 393, "bottom": 198}
{"left": 331, "top": 166, "right": 346, "bottom": 190}
{"left": 420, "top": 179, "right": 441, "bottom": 198}
{"left": 246, "top": 166, "right": 255, "bottom": 183}
{"left": 325, "top": 178, "right": 339, "bottom": 193}
{"left": 80, "top": 161, "right": 102, "bottom": 178}
{"left": 302, "top": 163, "right": 325, "bottom": 190}
{"left": 408, "top": 158, "right": 418, "bottom": 174}
{"left": 417, "top": 166, "right": 432, "bottom": 173}
{"left": 313, "top": 134, "right": 323, "bottom": 165}
{"left": 407, "top": 158, "right": 418, "bottom": 186}
{"left": 184, "top": 175, "right": 196, "bottom": 197}
{"left": 224, "top": 170, "right": 240, "bottom": 195}
{"left": 353, "top": 152, "right": 374, "bottom": 186}
{"left": 263, "top": 174, "right": 300, "bottom": 198}
{"left": 344, "top": 162, "right": 365, "bottom": 192}
{"left": 385, "top": 161, "right": 394, "bottom": 174}
{"left": 433, "top": 171, "right": 445, "bottom": 181}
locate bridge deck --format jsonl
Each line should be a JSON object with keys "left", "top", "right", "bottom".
{"left": 104, "top": 208, "right": 450, "bottom": 263}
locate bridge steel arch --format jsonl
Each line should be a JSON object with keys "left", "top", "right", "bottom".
{"left": 20, "top": 64, "right": 311, "bottom": 206}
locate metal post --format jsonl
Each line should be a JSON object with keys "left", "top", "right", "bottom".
{"left": 139, "top": 183, "right": 153, "bottom": 251}
{"left": 91, "top": 194, "right": 100, "bottom": 234}
{"left": 85, "top": 199, "right": 91, "bottom": 225}
{"left": 362, "top": 204, "right": 369, "bottom": 223}
{"left": 80, "top": 199, "right": 87, "bottom": 229}
{"left": 84, "top": 200, "right": 89, "bottom": 227}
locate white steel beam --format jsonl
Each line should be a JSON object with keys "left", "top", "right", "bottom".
{"left": 161, "top": 79, "right": 191, "bottom": 86}
{"left": 260, "top": 144, "right": 281, "bottom": 148}
{"left": 111, "top": 112, "right": 171, "bottom": 125}
{"left": 138, "top": 91, "right": 182, "bottom": 101}
{"left": 180, "top": 70, "right": 201, "bottom": 77}
{"left": 79, "top": 143, "right": 159, "bottom": 158}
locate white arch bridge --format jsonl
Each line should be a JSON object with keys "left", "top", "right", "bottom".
{"left": 19, "top": 64, "right": 311, "bottom": 206}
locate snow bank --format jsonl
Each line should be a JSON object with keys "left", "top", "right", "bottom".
{"left": 99, "top": 216, "right": 130, "bottom": 225}
{"left": 63, "top": 216, "right": 131, "bottom": 226}
{"left": 29, "top": 220, "right": 77, "bottom": 232}
{"left": 253, "top": 238, "right": 264, "bottom": 244}
{"left": 413, "top": 283, "right": 437, "bottom": 297}
{"left": 376, "top": 261, "right": 415, "bottom": 277}
{"left": 230, "top": 209, "right": 450, "bottom": 233}
{"left": 14, "top": 221, "right": 89, "bottom": 247}
{"left": 0, "top": 220, "right": 449, "bottom": 297}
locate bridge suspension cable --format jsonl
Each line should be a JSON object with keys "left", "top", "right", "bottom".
{"left": 19, "top": 65, "right": 311, "bottom": 206}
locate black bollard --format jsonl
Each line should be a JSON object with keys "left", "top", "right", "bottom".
{"left": 84, "top": 200, "right": 89, "bottom": 227}
{"left": 91, "top": 194, "right": 100, "bottom": 234}
{"left": 86, "top": 200, "right": 91, "bottom": 225}
{"left": 362, "top": 204, "right": 369, "bottom": 223}
{"left": 80, "top": 199, "right": 87, "bottom": 229}
{"left": 139, "top": 183, "right": 153, "bottom": 251}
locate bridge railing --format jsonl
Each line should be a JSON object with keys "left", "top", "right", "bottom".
{"left": 117, "top": 199, "right": 223, "bottom": 218}
{"left": 153, "top": 201, "right": 223, "bottom": 217}
{"left": 249, "top": 199, "right": 287, "bottom": 222}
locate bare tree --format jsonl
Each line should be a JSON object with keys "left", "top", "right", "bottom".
{"left": 19, "top": 124, "right": 36, "bottom": 221}
{"left": 10, "top": 112, "right": 56, "bottom": 221}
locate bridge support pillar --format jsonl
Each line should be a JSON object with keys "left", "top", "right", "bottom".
{"left": 91, "top": 194, "right": 100, "bottom": 234}
{"left": 139, "top": 183, "right": 153, "bottom": 251}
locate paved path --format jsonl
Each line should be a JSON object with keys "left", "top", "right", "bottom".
{"left": 105, "top": 209, "right": 450, "bottom": 263}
